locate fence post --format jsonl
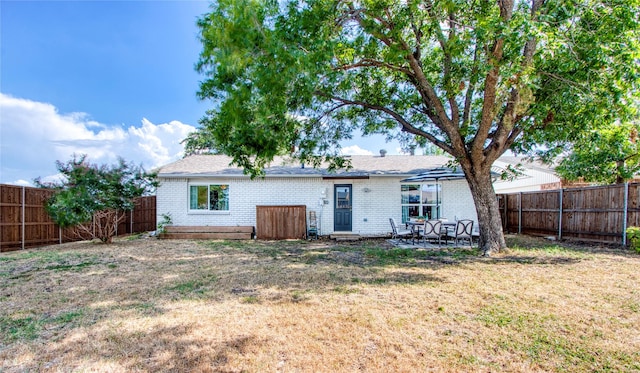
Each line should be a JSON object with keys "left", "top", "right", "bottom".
{"left": 518, "top": 192, "right": 522, "bottom": 234}
{"left": 130, "top": 209, "right": 133, "bottom": 234}
{"left": 59, "top": 226, "right": 62, "bottom": 245}
{"left": 503, "top": 195, "right": 508, "bottom": 231}
{"left": 558, "top": 188, "right": 563, "bottom": 240}
{"left": 623, "top": 182, "right": 629, "bottom": 246}
{"left": 21, "top": 186, "right": 25, "bottom": 250}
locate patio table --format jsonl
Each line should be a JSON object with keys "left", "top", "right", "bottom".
{"left": 441, "top": 221, "right": 456, "bottom": 234}
{"left": 407, "top": 220, "right": 455, "bottom": 230}
{"left": 405, "top": 220, "right": 425, "bottom": 243}
{"left": 406, "top": 220, "right": 456, "bottom": 244}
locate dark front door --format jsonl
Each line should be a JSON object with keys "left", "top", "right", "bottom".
{"left": 334, "top": 184, "right": 352, "bottom": 231}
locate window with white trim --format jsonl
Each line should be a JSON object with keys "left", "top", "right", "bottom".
{"left": 189, "top": 184, "right": 229, "bottom": 211}
{"left": 401, "top": 183, "right": 441, "bottom": 222}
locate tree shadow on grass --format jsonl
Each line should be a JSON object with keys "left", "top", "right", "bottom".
{"left": 28, "top": 323, "right": 265, "bottom": 373}
{"left": 203, "top": 238, "right": 587, "bottom": 269}
{"left": 487, "top": 255, "right": 582, "bottom": 265}
{"left": 505, "top": 234, "right": 638, "bottom": 258}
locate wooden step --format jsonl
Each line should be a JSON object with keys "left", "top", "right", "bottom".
{"left": 161, "top": 226, "right": 254, "bottom": 240}
{"left": 330, "top": 233, "right": 361, "bottom": 241}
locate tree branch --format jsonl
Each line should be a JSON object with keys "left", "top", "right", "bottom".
{"left": 395, "top": 34, "right": 462, "bottom": 154}
{"left": 345, "top": 4, "right": 395, "bottom": 48}
{"left": 409, "top": 10, "right": 422, "bottom": 61}
{"left": 317, "top": 102, "right": 350, "bottom": 120}
{"left": 334, "top": 59, "right": 413, "bottom": 75}
{"left": 349, "top": 4, "right": 454, "bottom": 135}
{"left": 489, "top": 0, "right": 546, "bottom": 162}
{"left": 473, "top": 49, "right": 505, "bottom": 158}
{"left": 539, "top": 71, "right": 587, "bottom": 90}
{"left": 321, "top": 93, "right": 454, "bottom": 154}
{"left": 471, "top": 0, "right": 515, "bottom": 162}
{"left": 502, "top": 126, "right": 524, "bottom": 157}
{"left": 424, "top": 0, "right": 460, "bottom": 126}
{"left": 447, "top": 11, "right": 460, "bottom": 126}
{"left": 463, "top": 45, "right": 480, "bottom": 127}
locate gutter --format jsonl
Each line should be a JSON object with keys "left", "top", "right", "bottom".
{"left": 158, "top": 173, "right": 418, "bottom": 179}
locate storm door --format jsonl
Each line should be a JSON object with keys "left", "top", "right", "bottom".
{"left": 334, "top": 184, "right": 352, "bottom": 231}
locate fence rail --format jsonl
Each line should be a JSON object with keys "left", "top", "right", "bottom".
{"left": 497, "top": 182, "right": 640, "bottom": 245}
{"left": 0, "top": 184, "right": 156, "bottom": 252}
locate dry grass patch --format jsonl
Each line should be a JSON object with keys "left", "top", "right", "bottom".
{"left": 1, "top": 235, "right": 639, "bottom": 372}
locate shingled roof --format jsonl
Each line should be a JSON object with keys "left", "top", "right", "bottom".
{"left": 158, "top": 154, "right": 453, "bottom": 178}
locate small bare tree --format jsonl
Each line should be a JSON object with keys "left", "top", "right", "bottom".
{"left": 63, "top": 209, "right": 128, "bottom": 243}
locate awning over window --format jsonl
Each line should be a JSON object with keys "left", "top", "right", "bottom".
{"left": 400, "top": 168, "right": 466, "bottom": 182}
{"left": 401, "top": 167, "right": 499, "bottom": 183}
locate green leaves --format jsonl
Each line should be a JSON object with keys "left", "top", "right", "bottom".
{"left": 193, "top": 0, "right": 639, "bottom": 252}
{"left": 195, "top": 0, "right": 639, "bottom": 166}
{"left": 556, "top": 122, "right": 640, "bottom": 184}
{"left": 35, "top": 154, "right": 157, "bottom": 232}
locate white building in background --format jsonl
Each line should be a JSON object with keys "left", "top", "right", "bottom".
{"left": 493, "top": 156, "right": 561, "bottom": 194}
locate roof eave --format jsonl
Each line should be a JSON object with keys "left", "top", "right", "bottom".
{"left": 158, "top": 172, "right": 418, "bottom": 179}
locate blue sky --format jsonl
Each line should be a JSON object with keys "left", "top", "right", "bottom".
{"left": 0, "top": 0, "right": 398, "bottom": 185}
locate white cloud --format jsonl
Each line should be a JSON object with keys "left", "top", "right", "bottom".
{"left": 341, "top": 145, "right": 374, "bottom": 156}
{"left": 11, "top": 180, "right": 32, "bottom": 187}
{"left": 0, "top": 93, "right": 196, "bottom": 185}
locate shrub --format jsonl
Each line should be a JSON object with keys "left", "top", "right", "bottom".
{"left": 157, "top": 213, "right": 173, "bottom": 235}
{"left": 36, "top": 155, "right": 157, "bottom": 244}
{"left": 626, "top": 227, "right": 640, "bottom": 254}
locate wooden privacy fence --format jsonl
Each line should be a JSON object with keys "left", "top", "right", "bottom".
{"left": 0, "top": 184, "right": 156, "bottom": 252}
{"left": 497, "top": 182, "right": 640, "bottom": 245}
{"left": 256, "top": 205, "right": 307, "bottom": 240}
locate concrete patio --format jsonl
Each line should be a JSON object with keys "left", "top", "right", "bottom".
{"left": 386, "top": 238, "right": 476, "bottom": 249}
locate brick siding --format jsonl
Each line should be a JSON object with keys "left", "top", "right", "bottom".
{"left": 157, "top": 176, "right": 478, "bottom": 236}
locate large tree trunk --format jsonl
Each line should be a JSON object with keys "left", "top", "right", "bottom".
{"left": 464, "top": 168, "right": 507, "bottom": 256}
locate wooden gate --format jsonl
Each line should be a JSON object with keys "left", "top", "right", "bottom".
{"left": 256, "top": 205, "right": 307, "bottom": 240}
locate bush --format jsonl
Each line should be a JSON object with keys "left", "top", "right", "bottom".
{"left": 157, "top": 213, "right": 173, "bottom": 235}
{"left": 36, "top": 155, "right": 157, "bottom": 244}
{"left": 625, "top": 227, "right": 640, "bottom": 254}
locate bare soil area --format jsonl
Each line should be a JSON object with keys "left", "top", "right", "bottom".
{"left": 1, "top": 235, "right": 639, "bottom": 372}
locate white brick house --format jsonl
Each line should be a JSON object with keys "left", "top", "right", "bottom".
{"left": 156, "top": 154, "right": 480, "bottom": 237}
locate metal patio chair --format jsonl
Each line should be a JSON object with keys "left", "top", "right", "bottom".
{"left": 453, "top": 219, "right": 474, "bottom": 247}
{"left": 389, "top": 218, "right": 413, "bottom": 242}
{"left": 419, "top": 219, "right": 443, "bottom": 247}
